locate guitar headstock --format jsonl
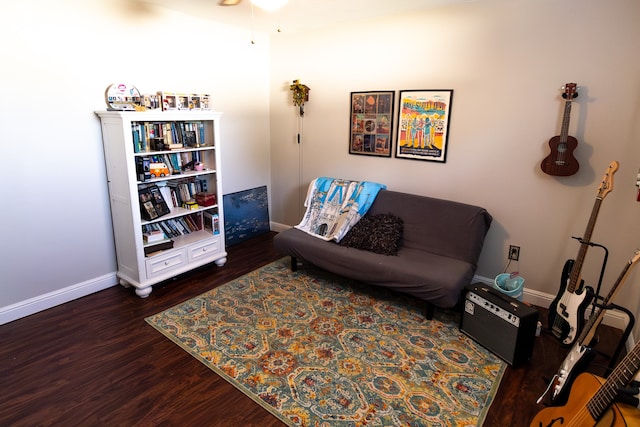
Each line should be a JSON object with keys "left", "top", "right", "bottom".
{"left": 597, "top": 161, "right": 619, "bottom": 199}
{"left": 561, "top": 83, "right": 579, "bottom": 100}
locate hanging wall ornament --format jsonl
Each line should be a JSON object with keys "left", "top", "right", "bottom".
{"left": 289, "top": 79, "right": 310, "bottom": 116}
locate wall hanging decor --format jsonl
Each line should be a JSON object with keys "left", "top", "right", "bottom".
{"left": 349, "top": 91, "right": 395, "bottom": 157}
{"left": 396, "top": 89, "right": 453, "bottom": 163}
{"left": 290, "top": 79, "right": 310, "bottom": 116}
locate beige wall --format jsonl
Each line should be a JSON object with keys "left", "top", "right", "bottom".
{"left": 269, "top": 0, "right": 640, "bottom": 336}
{"left": 0, "top": 0, "right": 272, "bottom": 322}
{"left": 2, "top": 0, "right": 640, "bottom": 340}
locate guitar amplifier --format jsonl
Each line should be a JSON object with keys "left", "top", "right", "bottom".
{"left": 460, "top": 283, "right": 539, "bottom": 366}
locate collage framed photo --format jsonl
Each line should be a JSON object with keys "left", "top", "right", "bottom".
{"left": 395, "top": 89, "right": 453, "bottom": 163}
{"left": 349, "top": 91, "right": 395, "bottom": 157}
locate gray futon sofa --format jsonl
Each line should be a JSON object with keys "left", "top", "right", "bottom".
{"left": 273, "top": 189, "right": 493, "bottom": 318}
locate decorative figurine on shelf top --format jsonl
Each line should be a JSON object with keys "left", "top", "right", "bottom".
{"left": 290, "top": 79, "right": 310, "bottom": 116}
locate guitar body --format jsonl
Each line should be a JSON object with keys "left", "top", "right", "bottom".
{"left": 550, "top": 344, "right": 596, "bottom": 406}
{"left": 548, "top": 259, "right": 574, "bottom": 334}
{"left": 531, "top": 373, "right": 640, "bottom": 427}
{"left": 549, "top": 259, "right": 594, "bottom": 345}
{"left": 541, "top": 135, "right": 579, "bottom": 176}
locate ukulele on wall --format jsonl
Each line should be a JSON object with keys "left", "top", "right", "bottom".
{"left": 541, "top": 83, "right": 580, "bottom": 176}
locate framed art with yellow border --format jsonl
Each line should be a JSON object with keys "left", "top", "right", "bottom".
{"left": 396, "top": 89, "right": 453, "bottom": 163}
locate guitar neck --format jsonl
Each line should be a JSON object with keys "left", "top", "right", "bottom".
{"left": 559, "top": 100, "right": 573, "bottom": 143}
{"left": 588, "top": 343, "right": 640, "bottom": 419}
{"left": 567, "top": 197, "right": 603, "bottom": 293}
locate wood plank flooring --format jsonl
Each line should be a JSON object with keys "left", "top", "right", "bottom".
{"left": 0, "top": 232, "right": 625, "bottom": 426}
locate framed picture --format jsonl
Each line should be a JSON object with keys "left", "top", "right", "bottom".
{"left": 349, "top": 91, "right": 395, "bottom": 157}
{"left": 396, "top": 89, "right": 453, "bottom": 163}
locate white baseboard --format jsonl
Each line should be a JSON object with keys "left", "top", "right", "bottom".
{"left": 270, "top": 221, "right": 290, "bottom": 233}
{"left": 0, "top": 273, "right": 118, "bottom": 325}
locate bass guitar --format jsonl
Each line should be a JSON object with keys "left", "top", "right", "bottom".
{"left": 541, "top": 83, "right": 580, "bottom": 176}
{"left": 548, "top": 161, "right": 619, "bottom": 345}
{"left": 530, "top": 339, "right": 640, "bottom": 426}
{"left": 539, "top": 250, "right": 640, "bottom": 406}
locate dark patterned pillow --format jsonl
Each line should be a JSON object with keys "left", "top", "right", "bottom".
{"left": 339, "top": 214, "right": 403, "bottom": 255}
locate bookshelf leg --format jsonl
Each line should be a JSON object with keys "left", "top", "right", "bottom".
{"left": 214, "top": 257, "right": 227, "bottom": 267}
{"left": 119, "top": 279, "right": 131, "bottom": 288}
{"left": 135, "top": 286, "right": 153, "bottom": 298}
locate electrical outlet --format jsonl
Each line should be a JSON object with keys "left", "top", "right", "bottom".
{"left": 508, "top": 245, "right": 520, "bottom": 261}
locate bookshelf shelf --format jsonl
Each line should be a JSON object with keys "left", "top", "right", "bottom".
{"left": 140, "top": 205, "right": 218, "bottom": 226}
{"left": 136, "top": 168, "right": 217, "bottom": 185}
{"left": 96, "top": 110, "right": 227, "bottom": 298}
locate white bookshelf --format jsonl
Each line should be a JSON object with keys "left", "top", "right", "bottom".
{"left": 96, "top": 110, "right": 226, "bottom": 297}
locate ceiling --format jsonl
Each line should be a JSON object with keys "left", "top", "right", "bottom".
{"left": 141, "top": 0, "right": 476, "bottom": 34}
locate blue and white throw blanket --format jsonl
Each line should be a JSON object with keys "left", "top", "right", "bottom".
{"left": 295, "top": 177, "right": 386, "bottom": 242}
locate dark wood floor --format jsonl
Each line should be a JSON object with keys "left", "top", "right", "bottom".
{"left": 0, "top": 232, "right": 626, "bottom": 426}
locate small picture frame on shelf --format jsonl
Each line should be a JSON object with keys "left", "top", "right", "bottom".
{"left": 139, "top": 184, "right": 171, "bottom": 221}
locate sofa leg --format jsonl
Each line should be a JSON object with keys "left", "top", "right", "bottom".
{"left": 425, "top": 303, "right": 435, "bottom": 320}
{"left": 290, "top": 256, "right": 298, "bottom": 272}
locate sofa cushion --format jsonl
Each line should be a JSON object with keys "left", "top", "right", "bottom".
{"left": 339, "top": 213, "right": 403, "bottom": 255}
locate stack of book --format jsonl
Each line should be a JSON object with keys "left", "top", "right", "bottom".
{"left": 142, "top": 229, "right": 172, "bottom": 256}
{"left": 131, "top": 121, "right": 206, "bottom": 153}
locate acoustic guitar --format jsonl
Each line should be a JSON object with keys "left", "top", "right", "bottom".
{"left": 548, "top": 161, "right": 618, "bottom": 345}
{"left": 530, "top": 339, "right": 640, "bottom": 426}
{"left": 541, "top": 83, "right": 580, "bottom": 176}
{"left": 540, "top": 250, "right": 640, "bottom": 406}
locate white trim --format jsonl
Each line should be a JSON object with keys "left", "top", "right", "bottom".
{"left": 270, "top": 221, "right": 290, "bottom": 233}
{"left": 0, "top": 273, "right": 118, "bottom": 325}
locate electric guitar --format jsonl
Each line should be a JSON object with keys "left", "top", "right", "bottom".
{"left": 539, "top": 250, "right": 640, "bottom": 406}
{"left": 530, "top": 339, "right": 640, "bottom": 427}
{"left": 541, "top": 83, "right": 580, "bottom": 176}
{"left": 548, "top": 161, "right": 619, "bottom": 345}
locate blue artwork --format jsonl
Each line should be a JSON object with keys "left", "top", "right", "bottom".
{"left": 223, "top": 186, "right": 270, "bottom": 246}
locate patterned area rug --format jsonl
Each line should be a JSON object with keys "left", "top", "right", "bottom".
{"left": 146, "top": 258, "right": 505, "bottom": 426}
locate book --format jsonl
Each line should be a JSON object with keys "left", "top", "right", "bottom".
{"left": 135, "top": 156, "right": 151, "bottom": 182}
{"left": 143, "top": 230, "right": 166, "bottom": 244}
{"left": 203, "top": 211, "right": 220, "bottom": 235}
{"left": 143, "top": 238, "right": 174, "bottom": 256}
{"left": 132, "top": 124, "right": 141, "bottom": 153}
{"left": 157, "top": 184, "right": 175, "bottom": 212}
{"left": 184, "top": 130, "right": 197, "bottom": 147}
